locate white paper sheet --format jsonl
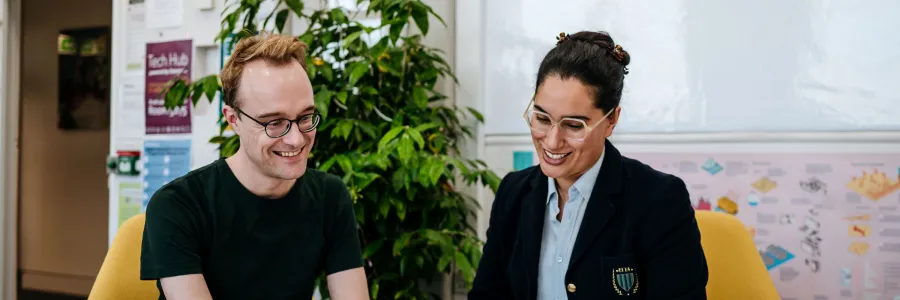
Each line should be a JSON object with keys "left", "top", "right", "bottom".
{"left": 146, "top": 0, "right": 183, "bottom": 29}
{"left": 125, "top": 1, "right": 147, "bottom": 74}
{"left": 116, "top": 79, "right": 145, "bottom": 141}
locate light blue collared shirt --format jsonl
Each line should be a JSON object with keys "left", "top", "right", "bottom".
{"left": 537, "top": 150, "right": 605, "bottom": 300}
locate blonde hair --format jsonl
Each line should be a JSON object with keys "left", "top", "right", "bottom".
{"left": 220, "top": 33, "right": 309, "bottom": 108}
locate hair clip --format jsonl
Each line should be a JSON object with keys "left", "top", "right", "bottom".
{"left": 610, "top": 44, "right": 625, "bottom": 62}
{"left": 556, "top": 32, "right": 570, "bottom": 46}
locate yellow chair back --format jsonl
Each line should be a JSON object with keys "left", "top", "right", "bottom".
{"left": 88, "top": 214, "right": 160, "bottom": 300}
{"left": 695, "top": 211, "right": 780, "bottom": 300}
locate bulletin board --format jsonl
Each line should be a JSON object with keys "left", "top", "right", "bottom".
{"left": 107, "top": 0, "right": 228, "bottom": 245}
{"left": 480, "top": 0, "right": 900, "bottom": 134}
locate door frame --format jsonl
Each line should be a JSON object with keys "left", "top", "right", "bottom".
{"left": 0, "top": 0, "right": 21, "bottom": 298}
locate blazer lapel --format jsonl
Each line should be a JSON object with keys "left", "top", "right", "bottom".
{"left": 520, "top": 170, "right": 548, "bottom": 300}
{"left": 568, "top": 140, "right": 624, "bottom": 269}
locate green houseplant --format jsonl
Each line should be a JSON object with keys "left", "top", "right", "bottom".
{"left": 161, "top": 0, "right": 500, "bottom": 299}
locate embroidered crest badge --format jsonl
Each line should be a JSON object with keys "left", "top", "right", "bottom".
{"left": 612, "top": 267, "right": 639, "bottom": 296}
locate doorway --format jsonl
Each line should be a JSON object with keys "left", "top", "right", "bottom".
{"left": 18, "top": 0, "right": 112, "bottom": 298}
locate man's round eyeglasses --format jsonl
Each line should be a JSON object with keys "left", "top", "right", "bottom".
{"left": 522, "top": 99, "right": 614, "bottom": 141}
{"left": 236, "top": 108, "right": 322, "bottom": 138}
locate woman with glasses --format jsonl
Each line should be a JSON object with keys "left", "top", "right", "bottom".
{"left": 469, "top": 31, "right": 708, "bottom": 300}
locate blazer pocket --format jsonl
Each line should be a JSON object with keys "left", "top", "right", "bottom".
{"left": 603, "top": 254, "right": 641, "bottom": 298}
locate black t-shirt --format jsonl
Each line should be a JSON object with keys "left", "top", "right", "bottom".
{"left": 140, "top": 158, "right": 364, "bottom": 300}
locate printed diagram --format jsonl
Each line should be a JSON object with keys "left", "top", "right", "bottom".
{"left": 840, "top": 267, "right": 851, "bottom": 288}
{"left": 800, "top": 213, "right": 822, "bottom": 272}
{"left": 759, "top": 244, "right": 795, "bottom": 270}
{"left": 799, "top": 216, "right": 820, "bottom": 233}
{"left": 752, "top": 177, "right": 778, "bottom": 193}
{"left": 747, "top": 194, "right": 760, "bottom": 207}
{"left": 845, "top": 214, "right": 872, "bottom": 221}
{"left": 847, "top": 169, "right": 900, "bottom": 201}
{"left": 694, "top": 197, "right": 712, "bottom": 211}
{"left": 804, "top": 258, "right": 820, "bottom": 273}
{"left": 701, "top": 158, "right": 723, "bottom": 175}
{"left": 799, "top": 177, "right": 828, "bottom": 195}
{"left": 780, "top": 214, "right": 795, "bottom": 225}
{"left": 849, "top": 224, "right": 872, "bottom": 237}
{"left": 715, "top": 196, "right": 738, "bottom": 215}
{"left": 848, "top": 241, "right": 870, "bottom": 256}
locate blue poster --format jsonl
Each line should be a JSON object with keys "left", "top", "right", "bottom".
{"left": 513, "top": 151, "right": 534, "bottom": 171}
{"left": 142, "top": 139, "right": 192, "bottom": 211}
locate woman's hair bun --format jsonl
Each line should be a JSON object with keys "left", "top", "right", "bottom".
{"left": 563, "top": 31, "right": 630, "bottom": 71}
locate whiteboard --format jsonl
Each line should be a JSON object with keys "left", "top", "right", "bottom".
{"left": 482, "top": 0, "right": 900, "bottom": 134}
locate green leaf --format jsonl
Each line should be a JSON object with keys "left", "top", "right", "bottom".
{"left": 378, "top": 126, "right": 404, "bottom": 150}
{"left": 313, "top": 89, "right": 333, "bottom": 118}
{"left": 400, "top": 256, "right": 408, "bottom": 276}
{"left": 333, "top": 119, "right": 354, "bottom": 140}
{"left": 391, "top": 169, "right": 407, "bottom": 192}
{"left": 424, "top": 158, "right": 444, "bottom": 185}
{"left": 393, "top": 232, "right": 413, "bottom": 256}
{"left": 413, "top": 123, "right": 438, "bottom": 132}
{"left": 412, "top": 86, "right": 428, "bottom": 108}
{"left": 379, "top": 196, "right": 391, "bottom": 217}
{"left": 190, "top": 84, "right": 203, "bottom": 105}
{"left": 427, "top": 4, "right": 447, "bottom": 27}
{"left": 370, "top": 281, "right": 380, "bottom": 299}
{"left": 336, "top": 155, "right": 353, "bottom": 173}
{"left": 336, "top": 91, "right": 348, "bottom": 104}
{"left": 454, "top": 251, "right": 475, "bottom": 282}
{"left": 203, "top": 76, "right": 219, "bottom": 104}
{"left": 389, "top": 21, "right": 404, "bottom": 44}
{"left": 348, "top": 62, "right": 369, "bottom": 86}
{"left": 395, "top": 200, "right": 406, "bottom": 221}
{"left": 358, "top": 122, "right": 378, "bottom": 138}
{"left": 353, "top": 172, "right": 380, "bottom": 190}
{"left": 482, "top": 171, "right": 502, "bottom": 193}
{"left": 274, "top": 9, "right": 290, "bottom": 32}
{"left": 397, "top": 135, "right": 415, "bottom": 162}
{"left": 329, "top": 8, "right": 348, "bottom": 23}
{"left": 362, "top": 239, "right": 384, "bottom": 258}
{"left": 437, "top": 254, "right": 452, "bottom": 272}
{"left": 411, "top": 1, "right": 429, "bottom": 35}
{"left": 284, "top": 0, "right": 304, "bottom": 16}
{"left": 321, "top": 66, "right": 334, "bottom": 81}
{"left": 466, "top": 106, "right": 485, "bottom": 122}
{"left": 318, "top": 156, "right": 337, "bottom": 172}
{"left": 208, "top": 135, "right": 228, "bottom": 144}
{"left": 343, "top": 30, "right": 363, "bottom": 47}
{"left": 407, "top": 127, "right": 425, "bottom": 149}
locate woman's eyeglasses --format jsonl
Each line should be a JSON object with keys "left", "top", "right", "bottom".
{"left": 522, "top": 99, "right": 614, "bottom": 141}
{"left": 236, "top": 108, "right": 322, "bottom": 138}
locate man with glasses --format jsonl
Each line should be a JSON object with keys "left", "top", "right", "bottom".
{"left": 140, "top": 33, "right": 369, "bottom": 300}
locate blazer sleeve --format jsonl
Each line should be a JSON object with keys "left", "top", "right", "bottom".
{"left": 638, "top": 176, "right": 709, "bottom": 299}
{"left": 468, "top": 172, "right": 520, "bottom": 299}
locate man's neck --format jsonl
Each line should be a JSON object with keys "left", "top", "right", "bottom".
{"left": 225, "top": 151, "right": 296, "bottom": 199}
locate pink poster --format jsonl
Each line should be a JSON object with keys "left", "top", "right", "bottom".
{"left": 145, "top": 39, "right": 192, "bottom": 134}
{"left": 624, "top": 152, "right": 900, "bottom": 300}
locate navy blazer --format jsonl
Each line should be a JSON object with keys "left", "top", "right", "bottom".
{"left": 469, "top": 140, "right": 708, "bottom": 299}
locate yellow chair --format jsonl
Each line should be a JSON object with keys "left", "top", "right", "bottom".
{"left": 89, "top": 214, "right": 160, "bottom": 300}
{"left": 695, "top": 211, "right": 780, "bottom": 300}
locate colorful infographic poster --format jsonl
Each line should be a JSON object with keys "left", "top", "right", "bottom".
{"left": 625, "top": 152, "right": 900, "bottom": 300}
